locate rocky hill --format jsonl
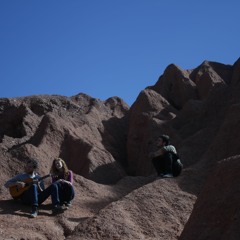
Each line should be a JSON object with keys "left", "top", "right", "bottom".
{"left": 0, "top": 57, "right": 239, "bottom": 240}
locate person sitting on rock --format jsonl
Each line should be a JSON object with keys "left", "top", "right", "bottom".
{"left": 50, "top": 158, "right": 75, "bottom": 208}
{"left": 4, "top": 158, "right": 64, "bottom": 218}
{"left": 149, "top": 134, "right": 177, "bottom": 178}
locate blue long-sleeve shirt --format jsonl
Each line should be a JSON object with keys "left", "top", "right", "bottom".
{"left": 4, "top": 172, "right": 45, "bottom": 189}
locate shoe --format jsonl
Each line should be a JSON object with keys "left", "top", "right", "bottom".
{"left": 162, "top": 173, "right": 173, "bottom": 178}
{"left": 156, "top": 174, "right": 163, "bottom": 179}
{"left": 60, "top": 201, "right": 72, "bottom": 209}
{"left": 65, "top": 201, "right": 72, "bottom": 208}
{"left": 30, "top": 206, "right": 38, "bottom": 218}
{"left": 52, "top": 205, "right": 65, "bottom": 214}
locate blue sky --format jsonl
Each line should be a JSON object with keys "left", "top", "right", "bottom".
{"left": 0, "top": 1, "right": 239, "bottom": 106}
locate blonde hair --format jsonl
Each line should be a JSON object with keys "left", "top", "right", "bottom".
{"left": 50, "top": 157, "right": 70, "bottom": 180}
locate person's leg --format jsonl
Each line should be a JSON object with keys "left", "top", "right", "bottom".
{"left": 66, "top": 184, "right": 75, "bottom": 201}
{"left": 38, "top": 183, "right": 60, "bottom": 206}
{"left": 20, "top": 184, "right": 38, "bottom": 217}
{"left": 152, "top": 156, "right": 164, "bottom": 176}
{"left": 70, "top": 185, "right": 75, "bottom": 201}
{"left": 57, "top": 182, "right": 75, "bottom": 208}
{"left": 162, "top": 152, "right": 173, "bottom": 176}
{"left": 64, "top": 184, "right": 75, "bottom": 204}
{"left": 20, "top": 184, "right": 38, "bottom": 206}
{"left": 56, "top": 182, "right": 64, "bottom": 204}
{"left": 38, "top": 183, "right": 64, "bottom": 214}
{"left": 67, "top": 185, "right": 75, "bottom": 207}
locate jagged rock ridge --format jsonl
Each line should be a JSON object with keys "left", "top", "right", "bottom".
{"left": 0, "top": 57, "right": 239, "bottom": 240}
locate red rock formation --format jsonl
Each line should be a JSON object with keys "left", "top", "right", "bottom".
{"left": 179, "top": 156, "right": 240, "bottom": 240}
{"left": 0, "top": 58, "right": 240, "bottom": 239}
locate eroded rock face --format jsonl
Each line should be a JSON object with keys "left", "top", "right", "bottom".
{"left": 1, "top": 57, "right": 240, "bottom": 240}
{"left": 0, "top": 94, "right": 129, "bottom": 184}
{"left": 179, "top": 156, "right": 240, "bottom": 240}
{"left": 69, "top": 177, "right": 196, "bottom": 240}
{"left": 126, "top": 58, "right": 238, "bottom": 180}
{"left": 127, "top": 89, "right": 178, "bottom": 176}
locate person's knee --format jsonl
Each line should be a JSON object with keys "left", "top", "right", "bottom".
{"left": 163, "top": 152, "right": 173, "bottom": 160}
{"left": 71, "top": 187, "right": 75, "bottom": 199}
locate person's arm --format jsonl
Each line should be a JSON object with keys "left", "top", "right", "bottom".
{"left": 51, "top": 175, "right": 58, "bottom": 183}
{"left": 149, "top": 148, "right": 164, "bottom": 158}
{"left": 61, "top": 171, "right": 73, "bottom": 185}
{"left": 67, "top": 170, "right": 73, "bottom": 184}
{"left": 4, "top": 174, "right": 26, "bottom": 189}
{"left": 34, "top": 174, "right": 45, "bottom": 191}
{"left": 163, "top": 145, "right": 177, "bottom": 154}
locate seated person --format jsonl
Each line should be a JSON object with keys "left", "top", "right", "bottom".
{"left": 50, "top": 158, "right": 75, "bottom": 208}
{"left": 149, "top": 135, "right": 177, "bottom": 178}
{"left": 4, "top": 158, "right": 64, "bottom": 218}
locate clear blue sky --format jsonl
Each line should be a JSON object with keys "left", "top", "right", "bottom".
{"left": 1, "top": 1, "right": 239, "bottom": 106}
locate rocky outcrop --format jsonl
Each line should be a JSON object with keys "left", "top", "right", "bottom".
{"left": 0, "top": 94, "right": 129, "bottom": 184}
{"left": 69, "top": 177, "right": 195, "bottom": 240}
{"left": 1, "top": 57, "right": 240, "bottom": 240}
{"left": 179, "top": 156, "right": 240, "bottom": 240}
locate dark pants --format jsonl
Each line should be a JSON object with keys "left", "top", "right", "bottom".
{"left": 20, "top": 183, "right": 61, "bottom": 207}
{"left": 152, "top": 152, "right": 173, "bottom": 175}
{"left": 56, "top": 182, "right": 75, "bottom": 203}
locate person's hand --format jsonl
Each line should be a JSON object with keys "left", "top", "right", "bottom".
{"left": 37, "top": 182, "right": 43, "bottom": 192}
{"left": 62, "top": 179, "right": 72, "bottom": 185}
{"left": 16, "top": 181, "right": 25, "bottom": 188}
{"left": 65, "top": 180, "right": 72, "bottom": 185}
